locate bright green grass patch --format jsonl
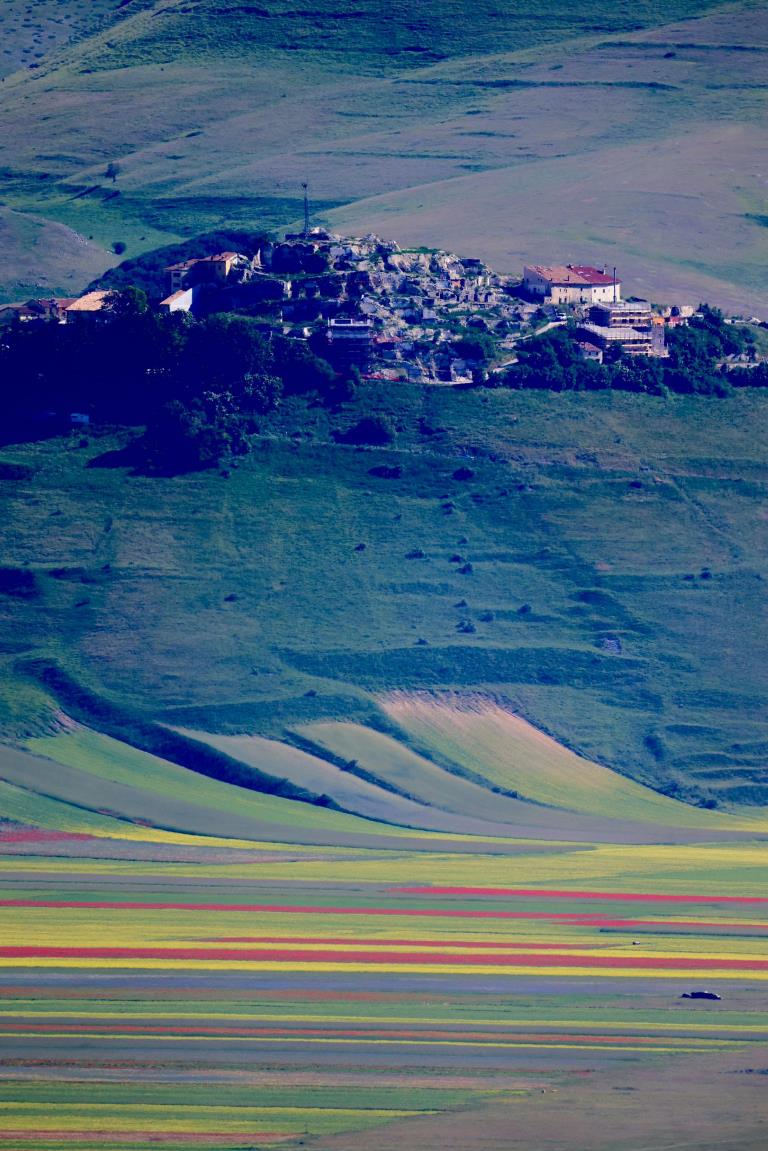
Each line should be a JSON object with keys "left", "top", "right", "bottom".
{"left": 0, "top": 778, "right": 152, "bottom": 840}
{"left": 0, "top": 1101, "right": 427, "bottom": 1135}
{"left": 23, "top": 728, "right": 451, "bottom": 840}
{"left": 0, "top": 1081, "right": 474, "bottom": 1112}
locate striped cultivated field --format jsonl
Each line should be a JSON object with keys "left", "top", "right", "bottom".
{"left": 381, "top": 692, "right": 768, "bottom": 834}
{"left": 1, "top": 714, "right": 768, "bottom": 1149}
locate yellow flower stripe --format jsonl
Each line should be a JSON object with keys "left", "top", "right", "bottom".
{"left": 1, "top": 957, "right": 765, "bottom": 977}
{"left": 1, "top": 1009, "right": 763, "bottom": 1033}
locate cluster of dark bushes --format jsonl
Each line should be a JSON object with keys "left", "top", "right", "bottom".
{"left": 500, "top": 307, "right": 765, "bottom": 395}
{"left": 0, "top": 288, "right": 340, "bottom": 469}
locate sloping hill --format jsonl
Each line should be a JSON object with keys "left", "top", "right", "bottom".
{"left": 9, "top": 729, "right": 476, "bottom": 849}
{"left": 0, "top": 207, "right": 117, "bottom": 303}
{"left": 6, "top": 721, "right": 765, "bottom": 848}
{"left": 380, "top": 692, "right": 768, "bottom": 833}
{"left": 0, "top": 0, "right": 146, "bottom": 80}
{"left": 22, "top": 1, "right": 727, "bottom": 75}
{"left": 177, "top": 727, "right": 516, "bottom": 835}
{"left": 1, "top": 388, "right": 765, "bottom": 802}
{"left": 1, "top": 1, "right": 767, "bottom": 310}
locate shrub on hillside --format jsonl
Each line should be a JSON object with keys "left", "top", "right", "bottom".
{"left": 0, "top": 567, "right": 37, "bottom": 598}
{"left": 453, "top": 328, "right": 497, "bottom": 364}
{"left": 338, "top": 415, "right": 395, "bottom": 445}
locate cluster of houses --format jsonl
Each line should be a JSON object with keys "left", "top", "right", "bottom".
{"left": 0, "top": 290, "right": 113, "bottom": 324}
{"left": 157, "top": 230, "right": 521, "bottom": 383}
{"left": 156, "top": 234, "right": 689, "bottom": 380}
{"left": 522, "top": 264, "right": 682, "bottom": 361}
{"left": 2, "top": 230, "right": 710, "bottom": 382}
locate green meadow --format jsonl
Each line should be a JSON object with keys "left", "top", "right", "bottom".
{"left": 1, "top": 387, "right": 766, "bottom": 804}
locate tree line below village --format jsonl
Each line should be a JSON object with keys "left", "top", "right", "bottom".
{"left": 1, "top": 289, "right": 343, "bottom": 468}
{"left": 1, "top": 282, "right": 765, "bottom": 470}
{"left": 503, "top": 307, "right": 765, "bottom": 396}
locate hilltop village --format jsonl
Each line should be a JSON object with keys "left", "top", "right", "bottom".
{"left": 156, "top": 229, "right": 683, "bottom": 383}
{"left": 3, "top": 229, "right": 714, "bottom": 387}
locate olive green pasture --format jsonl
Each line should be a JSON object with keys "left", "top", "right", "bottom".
{"left": 1, "top": 388, "right": 766, "bottom": 801}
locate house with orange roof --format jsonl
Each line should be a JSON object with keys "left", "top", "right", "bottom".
{"left": 63, "top": 290, "right": 115, "bottom": 317}
{"left": 165, "top": 252, "right": 251, "bottom": 294}
{"left": 523, "top": 264, "right": 621, "bottom": 305}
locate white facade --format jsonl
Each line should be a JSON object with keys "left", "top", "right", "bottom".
{"left": 159, "top": 287, "right": 196, "bottom": 313}
{"left": 523, "top": 265, "right": 621, "bottom": 305}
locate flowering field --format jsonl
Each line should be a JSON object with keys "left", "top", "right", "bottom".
{"left": 1, "top": 723, "right": 767, "bottom": 1150}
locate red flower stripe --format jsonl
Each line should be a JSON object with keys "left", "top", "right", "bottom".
{"left": 2, "top": 899, "right": 764, "bottom": 930}
{"left": 0, "top": 829, "right": 93, "bottom": 843}
{"left": 0, "top": 945, "right": 765, "bottom": 969}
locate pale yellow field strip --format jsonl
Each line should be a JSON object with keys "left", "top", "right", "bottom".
{"left": 1, "top": 958, "right": 766, "bottom": 978}
{"left": 1, "top": 1010, "right": 765, "bottom": 1034}
{"left": 0, "top": 1034, "right": 728, "bottom": 1052}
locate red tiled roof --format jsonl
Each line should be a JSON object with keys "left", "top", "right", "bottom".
{"left": 64, "top": 290, "right": 112, "bottom": 312}
{"left": 567, "top": 264, "right": 618, "bottom": 285}
{"left": 166, "top": 252, "right": 240, "bottom": 272}
{"left": 527, "top": 264, "right": 619, "bottom": 286}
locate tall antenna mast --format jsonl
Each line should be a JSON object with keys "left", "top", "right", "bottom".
{"left": 301, "top": 181, "right": 310, "bottom": 236}
{"left": 613, "top": 266, "right": 617, "bottom": 304}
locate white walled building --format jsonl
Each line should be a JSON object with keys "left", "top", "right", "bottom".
{"left": 523, "top": 264, "right": 621, "bottom": 305}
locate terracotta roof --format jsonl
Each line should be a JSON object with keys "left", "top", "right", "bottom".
{"left": 159, "top": 290, "right": 189, "bottom": 306}
{"left": 0, "top": 302, "right": 37, "bottom": 315}
{"left": 64, "top": 290, "right": 112, "bottom": 312}
{"left": 528, "top": 264, "right": 619, "bottom": 286}
{"left": 567, "top": 264, "right": 618, "bottom": 285}
{"left": 165, "top": 252, "right": 242, "bottom": 274}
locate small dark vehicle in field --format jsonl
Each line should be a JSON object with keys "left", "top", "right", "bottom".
{"left": 681, "top": 990, "right": 722, "bottom": 1001}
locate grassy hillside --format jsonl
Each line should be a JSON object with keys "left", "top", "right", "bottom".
{"left": 0, "top": 387, "right": 766, "bottom": 803}
{"left": 20, "top": 1, "right": 728, "bottom": 76}
{"left": 380, "top": 693, "right": 768, "bottom": 833}
{"left": 0, "top": 1, "right": 144, "bottom": 80}
{"left": 1, "top": 1, "right": 767, "bottom": 310}
{"left": 13, "top": 729, "right": 463, "bottom": 847}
